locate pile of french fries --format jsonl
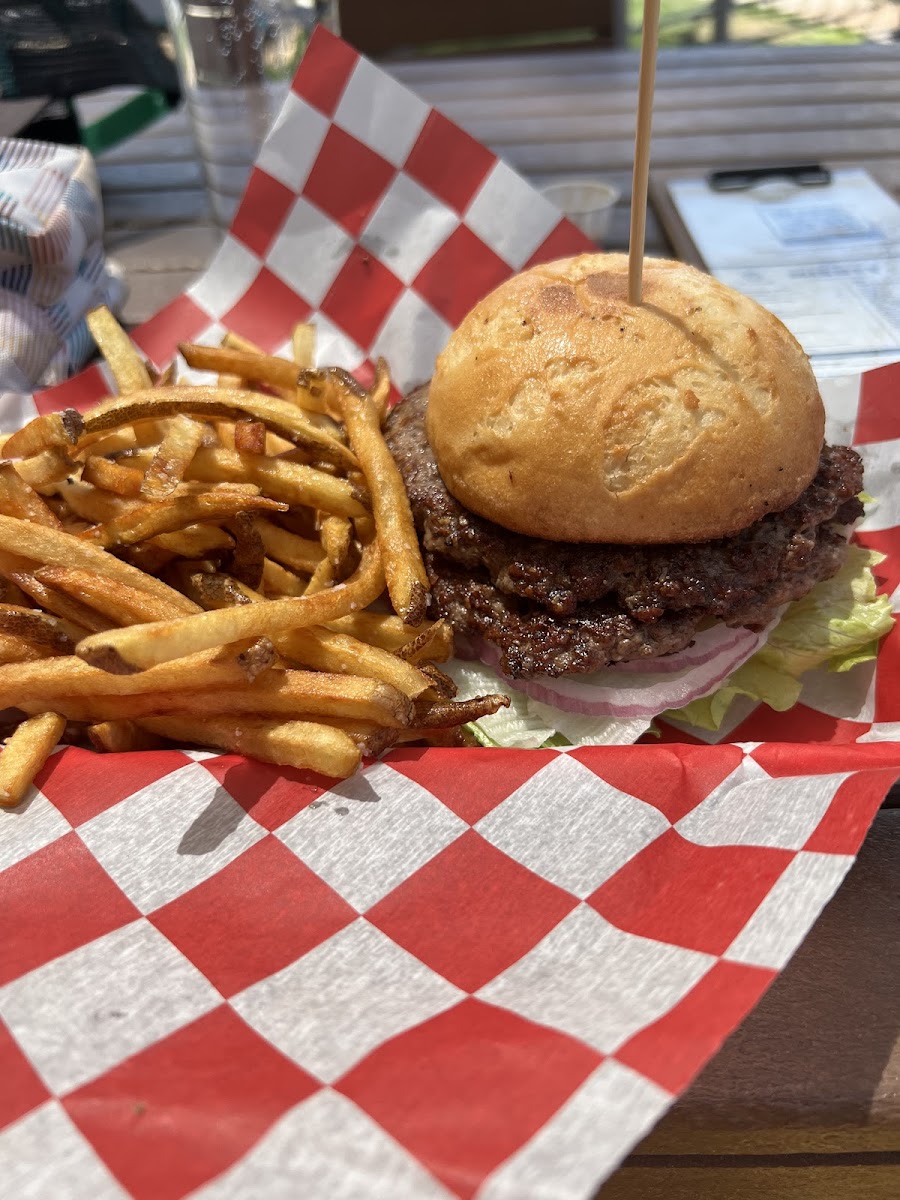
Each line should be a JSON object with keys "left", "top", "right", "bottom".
{"left": 0, "top": 309, "right": 508, "bottom": 806}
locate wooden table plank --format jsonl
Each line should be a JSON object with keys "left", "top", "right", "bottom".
{"left": 391, "top": 41, "right": 900, "bottom": 82}
{"left": 484, "top": 127, "right": 900, "bottom": 174}
{"left": 444, "top": 101, "right": 900, "bottom": 145}
{"left": 433, "top": 78, "right": 900, "bottom": 119}
{"left": 602, "top": 1162, "right": 900, "bottom": 1199}
{"left": 395, "top": 52, "right": 900, "bottom": 96}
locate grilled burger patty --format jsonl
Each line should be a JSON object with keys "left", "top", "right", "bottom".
{"left": 386, "top": 387, "right": 865, "bottom": 678}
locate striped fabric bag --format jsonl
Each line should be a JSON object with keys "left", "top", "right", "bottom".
{"left": 0, "top": 138, "right": 123, "bottom": 397}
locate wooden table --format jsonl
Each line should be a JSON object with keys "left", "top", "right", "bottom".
{"left": 87, "top": 40, "right": 900, "bottom": 1194}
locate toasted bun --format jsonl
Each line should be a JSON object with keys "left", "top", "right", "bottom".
{"left": 425, "top": 253, "right": 825, "bottom": 543}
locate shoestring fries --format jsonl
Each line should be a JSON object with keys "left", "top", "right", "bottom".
{"left": 0, "top": 308, "right": 506, "bottom": 796}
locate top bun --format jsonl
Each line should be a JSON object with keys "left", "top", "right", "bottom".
{"left": 425, "top": 253, "right": 825, "bottom": 543}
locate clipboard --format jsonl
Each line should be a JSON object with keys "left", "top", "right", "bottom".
{"left": 649, "top": 173, "right": 708, "bottom": 270}
{"left": 649, "top": 167, "right": 900, "bottom": 376}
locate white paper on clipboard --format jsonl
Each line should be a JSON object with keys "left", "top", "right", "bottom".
{"left": 667, "top": 169, "right": 900, "bottom": 375}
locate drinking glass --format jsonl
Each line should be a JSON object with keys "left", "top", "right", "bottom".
{"left": 164, "top": 0, "right": 340, "bottom": 224}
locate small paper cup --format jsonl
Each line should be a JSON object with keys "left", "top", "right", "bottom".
{"left": 541, "top": 179, "right": 621, "bottom": 244}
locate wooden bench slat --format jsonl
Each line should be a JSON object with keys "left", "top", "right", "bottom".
{"left": 432, "top": 78, "right": 900, "bottom": 118}
{"left": 391, "top": 42, "right": 900, "bottom": 82}
{"left": 601, "top": 1162, "right": 900, "bottom": 1200}
{"left": 450, "top": 102, "right": 900, "bottom": 145}
{"left": 497, "top": 127, "right": 900, "bottom": 173}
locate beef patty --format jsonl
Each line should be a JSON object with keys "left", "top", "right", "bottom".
{"left": 385, "top": 387, "right": 865, "bottom": 678}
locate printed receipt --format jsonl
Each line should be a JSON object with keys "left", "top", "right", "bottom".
{"left": 667, "top": 170, "right": 900, "bottom": 374}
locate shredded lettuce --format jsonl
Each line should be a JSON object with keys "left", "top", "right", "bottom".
{"left": 665, "top": 545, "right": 894, "bottom": 731}
{"left": 451, "top": 545, "right": 894, "bottom": 745}
{"left": 446, "top": 659, "right": 650, "bottom": 748}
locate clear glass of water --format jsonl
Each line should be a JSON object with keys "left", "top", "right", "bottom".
{"left": 164, "top": 0, "right": 340, "bottom": 225}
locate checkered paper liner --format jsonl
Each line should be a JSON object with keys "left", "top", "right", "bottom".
{"left": 3, "top": 25, "right": 900, "bottom": 1200}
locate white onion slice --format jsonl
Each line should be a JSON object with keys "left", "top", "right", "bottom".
{"left": 472, "top": 618, "right": 778, "bottom": 720}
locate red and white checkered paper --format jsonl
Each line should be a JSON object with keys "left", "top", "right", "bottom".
{"left": 3, "top": 26, "right": 900, "bottom": 1200}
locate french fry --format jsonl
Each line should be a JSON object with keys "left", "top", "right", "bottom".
{"left": 370, "top": 356, "right": 392, "bottom": 425}
{"left": 77, "top": 427, "right": 141, "bottom": 458}
{"left": 76, "top": 537, "right": 385, "bottom": 673}
{"left": 88, "top": 720, "right": 168, "bottom": 753}
{"left": 175, "top": 570, "right": 257, "bottom": 611}
{"left": 181, "top": 343, "right": 296, "bottom": 389}
{"left": 277, "top": 626, "right": 432, "bottom": 699}
{"left": 0, "top": 711, "right": 66, "bottom": 806}
{"left": 0, "top": 632, "right": 49, "bottom": 664}
{"left": 216, "top": 334, "right": 339, "bottom": 430}
{"left": 396, "top": 619, "right": 454, "bottom": 664}
{"left": 81, "top": 456, "right": 146, "bottom": 497}
{"left": 3, "top": 410, "right": 83, "bottom": 460}
{"left": 55, "top": 478, "right": 141, "bottom": 525}
{"left": 327, "top": 611, "right": 436, "bottom": 653}
{"left": 0, "top": 604, "right": 82, "bottom": 656}
{"left": 221, "top": 331, "right": 264, "bottom": 356}
{"left": 80, "top": 387, "right": 356, "bottom": 470}
{"left": 137, "top": 715, "right": 361, "bottom": 778}
{"left": 0, "top": 314, "right": 507, "bottom": 777}
{"left": 10, "top": 571, "right": 115, "bottom": 634}
{"left": 311, "top": 718, "right": 401, "bottom": 758}
{"left": 0, "top": 463, "right": 62, "bottom": 527}
{"left": 303, "top": 557, "right": 333, "bottom": 596}
{"left": 297, "top": 365, "right": 367, "bottom": 419}
{"left": 336, "top": 379, "right": 429, "bottom": 624}
{"left": 418, "top": 661, "right": 458, "bottom": 699}
{"left": 261, "top": 558, "right": 308, "bottom": 597}
{"left": 79, "top": 490, "right": 286, "bottom": 549}
{"left": 156, "top": 362, "right": 177, "bottom": 388}
{"left": 34, "top": 567, "right": 191, "bottom": 624}
{"left": 254, "top": 517, "right": 325, "bottom": 574}
{"left": 14, "top": 446, "right": 75, "bottom": 491}
{"left": 152, "top": 524, "right": 234, "bottom": 558}
{"left": 86, "top": 305, "right": 153, "bottom": 393}
{"left": 320, "top": 514, "right": 352, "bottom": 575}
{"left": 292, "top": 323, "right": 316, "bottom": 368}
{"left": 0, "top": 515, "right": 200, "bottom": 614}
{"left": 141, "top": 414, "right": 205, "bottom": 500}
{"left": 214, "top": 334, "right": 304, "bottom": 404}
{"left": 233, "top": 419, "right": 267, "bottom": 456}
{"left": 186, "top": 448, "right": 367, "bottom": 518}
{"left": 37, "top": 669, "right": 414, "bottom": 726}
{"left": 413, "top": 694, "right": 510, "bottom": 727}
{"left": 0, "top": 647, "right": 272, "bottom": 708}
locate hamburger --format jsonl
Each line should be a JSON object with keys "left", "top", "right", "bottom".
{"left": 385, "top": 254, "right": 891, "bottom": 743}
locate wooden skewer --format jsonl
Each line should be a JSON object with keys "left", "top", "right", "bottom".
{"left": 628, "top": 0, "right": 661, "bottom": 306}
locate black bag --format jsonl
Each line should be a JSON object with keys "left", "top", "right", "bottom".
{"left": 0, "top": 1, "right": 178, "bottom": 100}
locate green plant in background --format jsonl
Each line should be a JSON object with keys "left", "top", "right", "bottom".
{"left": 625, "top": 0, "right": 865, "bottom": 47}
